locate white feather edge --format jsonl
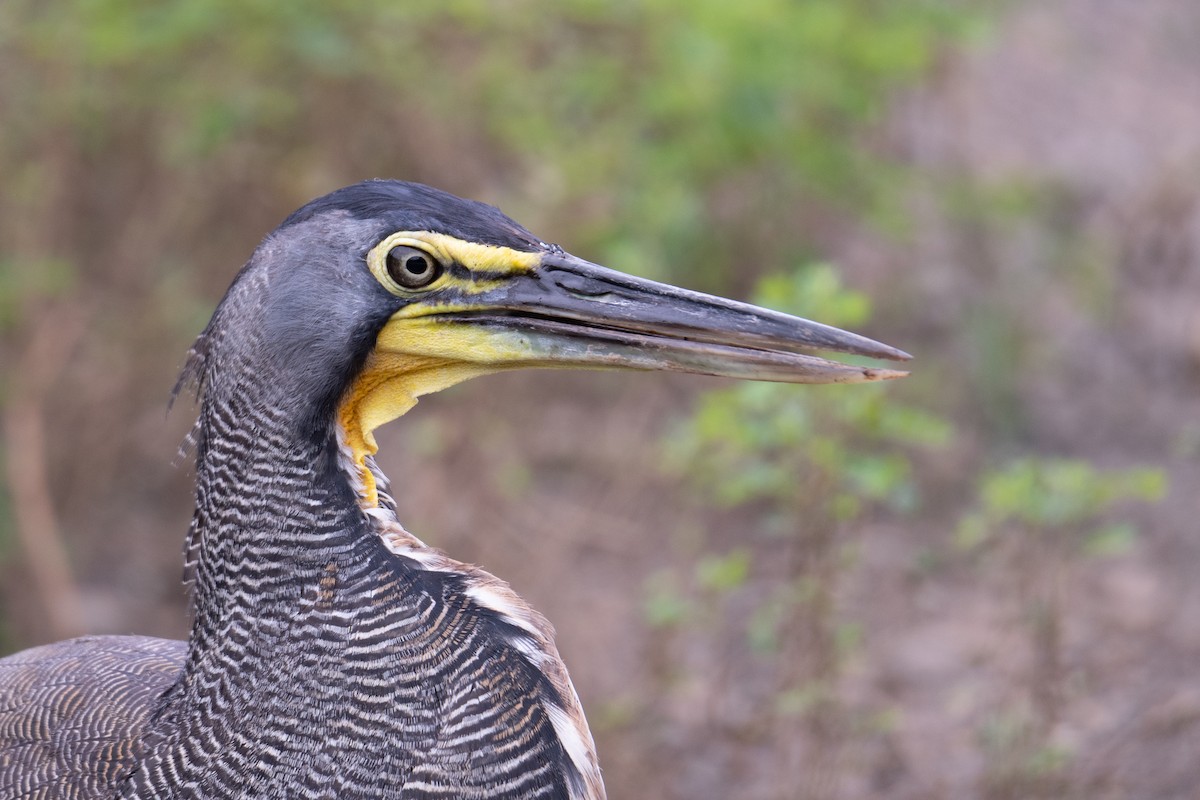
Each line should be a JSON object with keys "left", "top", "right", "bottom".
{"left": 335, "top": 428, "right": 606, "bottom": 800}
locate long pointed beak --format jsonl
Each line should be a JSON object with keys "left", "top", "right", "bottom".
{"left": 402, "top": 251, "right": 910, "bottom": 384}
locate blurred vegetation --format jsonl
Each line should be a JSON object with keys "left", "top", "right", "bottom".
{"left": 667, "top": 265, "right": 952, "bottom": 522}
{"left": 2, "top": 1, "right": 1193, "bottom": 798}
{"left": 957, "top": 458, "right": 1167, "bottom": 556}
{"left": 955, "top": 459, "right": 1167, "bottom": 799}
{"left": 3, "top": 0, "right": 978, "bottom": 290}
{"left": 655, "top": 265, "right": 1171, "bottom": 797}
{"left": 656, "top": 266, "right": 954, "bottom": 789}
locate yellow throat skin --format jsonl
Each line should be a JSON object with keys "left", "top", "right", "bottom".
{"left": 335, "top": 317, "right": 535, "bottom": 508}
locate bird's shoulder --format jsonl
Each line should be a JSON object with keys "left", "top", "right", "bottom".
{"left": 369, "top": 522, "right": 606, "bottom": 800}
{"left": 0, "top": 635, "right": 184, "bottom": 799}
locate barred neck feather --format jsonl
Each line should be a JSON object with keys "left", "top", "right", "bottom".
{"left": 132, "top": 267, "right": 604, "bottom": 800}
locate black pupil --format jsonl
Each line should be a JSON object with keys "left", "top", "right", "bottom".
{"left": 387, "top": 246, "right": 439, "bottom": 288}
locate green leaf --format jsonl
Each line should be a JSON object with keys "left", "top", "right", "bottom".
{"left": 1083, "top": 523, "right": 1137, "bottom": 558}
{"left": 955, "top": 513, "right": 990, "bottom": 550}
{"left": 695, "top": 549, "right": 751, "bottom": 593}
{"left": 643, "top": 570, "right": 691, "bottom": 628}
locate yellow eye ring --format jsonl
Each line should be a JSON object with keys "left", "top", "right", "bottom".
{"left": 367, "top": 234, "right": 450, "bottom": 295}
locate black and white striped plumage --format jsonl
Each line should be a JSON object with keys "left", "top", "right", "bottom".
{"left": 0, "top": 180, "right": 907, "bottom": 798}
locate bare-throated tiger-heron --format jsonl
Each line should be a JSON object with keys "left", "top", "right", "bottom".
{"left": 0, "top": 180, "right": 909, "bottom": 799}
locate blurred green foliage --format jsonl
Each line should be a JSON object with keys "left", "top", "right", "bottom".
{"left": 666, "top": 264, "right": 952, "bottom": 525}
{"left": 656, "top": 265, "right": 950, "bottom": 650}
{"left": 3, "top": 0, "right": 979, "bottom": 289}
{"left": 0, "top": 258, "right": 75, "bottom": 333}
{"left": 656, "top": 261, "right": 1170, "bottom": 784}
{"left": 654, "top": 265, "right": 953, "bottom": 749}
{"left": 978, "top": 707, "right": 1073, "bottom": 800}
{"left": 955, "top": 458, "right": 1167, "bottom": 797}
{"left": 956, "top": 458, "right": 1168, "bottom": 555}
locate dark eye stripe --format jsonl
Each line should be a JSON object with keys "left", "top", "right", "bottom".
{"left": 446, "top": 262, "right": 474, "bottom": 281}
{"left": 449, "top": 265, "right": 528, "bottom": 282}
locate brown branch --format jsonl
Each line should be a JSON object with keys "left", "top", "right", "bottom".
{"left": 3, "top": 305, "right": 89, "bottom": 641}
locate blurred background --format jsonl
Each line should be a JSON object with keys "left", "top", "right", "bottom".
{"left": 1, "top": 1, "right": 1197, "bottom": 797}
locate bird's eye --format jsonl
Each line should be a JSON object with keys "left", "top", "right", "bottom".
{"left": 385, "top": 245, "right": 443, "bottom": 290}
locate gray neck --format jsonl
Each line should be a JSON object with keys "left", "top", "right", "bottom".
{"left": 124, "top": 350, "right": 396, "bottom": 796}
{"left": 121, "top": 319, "right": 590, "bottom": 799}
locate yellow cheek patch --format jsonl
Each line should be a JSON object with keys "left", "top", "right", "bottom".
{"left": 375, "top": 316, "right": 535, "bottom": 363}
{"left": 388, "top": 301, "right": 487, "bottom": 320}
{"left": 336, "top": 317, "right": 535, "bottom": 507}
{"left": 367, "top": 231, "right": 541, "bottom": 298}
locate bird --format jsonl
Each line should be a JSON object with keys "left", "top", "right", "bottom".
{"left": 0, "top": 180, "right": 909, "bottom": 799}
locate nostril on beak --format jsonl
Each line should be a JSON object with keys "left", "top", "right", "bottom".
{"left": 547, "top": 269, "right": 620, "bottom": 302}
